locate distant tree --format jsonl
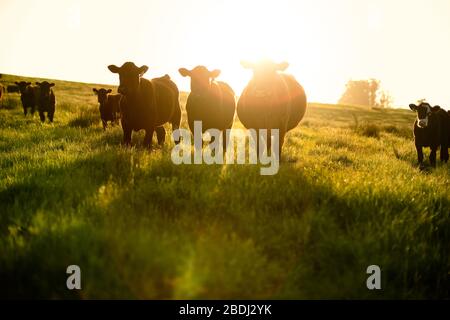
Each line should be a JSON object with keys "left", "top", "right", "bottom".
{"left": 378, "top": 90, "right": 394, "bottom": 108}
{"left": 339, "top": 79, "right": 379, "bottom": 107}
{"left": 339, "top": 78, "right": 395, "bottom": 108}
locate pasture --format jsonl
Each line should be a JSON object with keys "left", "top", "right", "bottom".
{"left": 0, "top": 74, "right": 449, "bottom": 299}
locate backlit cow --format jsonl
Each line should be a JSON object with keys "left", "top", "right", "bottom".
{"left": 15, "top": 81, "right": 35, "bottom": 115}
{"left": 93, "top": 88, "right": 122, "bottom": 130}
{"left": 35, "top": 81, "right": 56, "bottom": 122}
{"left": 237, "top": 60, "right": 307, "bottom": 157}
{"left": 108, "top": 62, "right": 181, "bottom": 148}
{"left": 179, "top": 66, "right": 235, "bottom": 152}
{"left": 7, "top": 85, "right": 20, "bottom": 93}
{"left": 409, "top": 102, "right": 450, "bottom": 167}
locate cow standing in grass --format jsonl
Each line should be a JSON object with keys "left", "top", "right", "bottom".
{"left": 409, "top": 102, "right": 450, "bottom": 167}
{"left": 7, "top": 85, "right": 20, "bottom": 93}
{"left": 237, "top": 60, "right": 307, "bottom": 157}
{"left": 15, "top": 81, "right": 35, "bottom": 115}
{"left": 0, "top": 84, "right": 4, "bottom": 108}
{"left": 179, "top": 66, "right": 235, "bottom": 152}
{"left": 35, "top": 81, "right": 56, "bottom": 122}
{"left": 108, "top": 62, "right": 181, "bottom": 148}
{"left": 93, "top": 88, "right": 122, "bottom": 130}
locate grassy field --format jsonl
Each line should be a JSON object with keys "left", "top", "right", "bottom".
{"left": 0, "top": 74, "right": 449, "bottom": 299}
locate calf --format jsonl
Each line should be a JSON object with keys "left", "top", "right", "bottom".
{"left": 35, "top": 81, "right": 56, "bottom": 122}
{"left": 108, "top": 62, "right": 181, "bottom": 148}
{"left": 93, "top": 88, "right": 122, "bottom": 130}
{"left": 237, "top": 60, "right": 307, "bottom": 157}
{"left": 179, "top": 66, "right": 235, "bottom": 152}
{"left": 409, "top": 102, "right": 450, "bottom": 167}
{"left": 15, "top": 81, "right": 35, "bottom": 115}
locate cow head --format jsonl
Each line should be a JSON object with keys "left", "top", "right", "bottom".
{"left": 93, "top": 88, "right": 112, "bottom": 104}
{"left": 178, "top": 66, "right": 220, "bottom": 94}
{"left": 241, "top": 60, "right": 289, "bottom": 93}
{"left": 15, "top": 81, "right": 32, "bottom": 95}
{"left": 409, "top": 102, "right": 440, "bottom": 128}
{"left": 108, "top": 62, "right": 148, "bottom": 96}
{"left": 35, "top": 81, "right": 55, "bottom": 99}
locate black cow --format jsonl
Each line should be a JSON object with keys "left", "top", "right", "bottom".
{"left": 35, "top": 81, "right": 56, "bottom": 122}
{"left": 237, "top": 60, "right": 307, "bottom": 157}
{"left": 93, "top": 88, "right": 122, "bottom": 130}
{"left": 179, "top": 66, "right": 236, "bottom": 152}
{"left": 7, "top": 85, "right": 20, "bottom": 93}
{"left": 0, "top": 84, "right": 3, "bottom": 108}
{"left": 108, "top": 62, "right": 181, "bottom": 148}
{"left": 409, "top": 102, "right": 450, "bottom": 167}
{"left": 15, "top": 81, "right": 35, "bottom": 115}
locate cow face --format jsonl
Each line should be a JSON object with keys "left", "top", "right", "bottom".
{"left": 241, "top": 60, "right": 289, "bottom": 93}
{"left": 15, "top": 81, "right": 32, "bottom": 95}
{"left": 409, "top": 102, "right": 440, "bottom": 128}
{"left": 35, "top": 81, "right": 55, "bottom": 99}
{"left": 108, "top": 62, "right": 148, "bottom": 96}
{"left": 179, "top": 66, "right": 220, "bottom": 94}
{"left": 93, "top": 88, "right": 112, "bottom": 104}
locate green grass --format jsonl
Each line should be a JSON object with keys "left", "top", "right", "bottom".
{"left": 0, "top": 74, "right": 449, "bottom": 299}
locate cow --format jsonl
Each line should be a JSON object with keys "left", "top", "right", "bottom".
{"left": 0, "top": 84, "right": 3, "bottom": 108}
{"left": 237, "top": 60, "right": 307, "bottom": 158}
{"left": 7, "top": 85, "right": 20, "bottom": 93}
{"left": 93, "top": 88, "right": 122, "bottom": 130}
{"left": 409, "top": 102, "right": 450, "bottom": 167}
{"left": 35, "top": 81, "right": 56, "bottom": 122}
{"left": 178, "top": 66, "right": 236, "bottom": 152}
{"left": 107, "top": 62, "right": 181, "bottom": 148}
{"left": 15, "top": 81, "right": 36, "bottom": 115}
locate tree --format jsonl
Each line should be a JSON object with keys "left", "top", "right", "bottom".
{"left": 339, "top": 79, "right": 392, "bottom": 108}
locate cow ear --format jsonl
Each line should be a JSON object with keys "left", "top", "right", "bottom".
{"left": 209, "top": 69, "right": 221, "bottom": 79}
{"left": 35, "top": 82, "right": 40, "bottom": 85}
{"left": 138, "top": 65, "right": 149, "bottom": 76}
{"left": 107, "top": 89, "right": 112, "bottom": 93}
{"left": 108, "top": 65, "right": 120, "bottom": 73}
{"left": 178, "top": 68, "right": 191, "bottom": 77}
{"left": 240, "top": 60, "right": 254, "bottom": 69}
{"left": 15, "top": 81, "right": 20, "bottom": 85}
{"left": 432, "top": 105, "right": 441, "bottom": 112}
{"left": 49, "top": 83, "right": 55, "bottom": 87}
{"left": 93, "top": 88, "right": 98, "bottom": 94}
{"left": 276, "top": 61, "right": 289, "bottom": 71}
{"left": 409, "top": 104, "right": 418, "bottom": 111}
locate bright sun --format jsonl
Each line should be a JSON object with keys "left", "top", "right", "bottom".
{"left": 161, "top": 0, "right": 322, "bottom": 97}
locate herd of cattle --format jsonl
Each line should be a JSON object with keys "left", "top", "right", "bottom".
{"left": 1, "top": 63, "right": 449, "bottom": 166}
{"left": 0, "top": 79, "right": 56, "bottom": 122}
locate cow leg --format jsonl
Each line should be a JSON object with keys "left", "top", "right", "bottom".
{"left": 429, "top": 146, "right": 437, "bottom": 167}
{"left": 144, "top": 128, "right": 154, "bottom": 149}
{"left": 440, "top": 144, "right": 449, "bottom": 163}
{"left": 223, "top": 130, "right": 231, "bottom": 154}
{"left": 48, "top": 111, "right": 54, "bottom": 123}
{"left": 122, "top": 127, "right": 132, "bottom": 146}
{"left": 172, "top": 122, "right": 180, "bottom": 145}
{"left": 23, "top": 107, "right": 27, "bottom": 116}
{"left": 267, "top": 130, "right": 273, "bottom": 157}
{"left": 156, "top": 126, "right": 166, "bottom": 146}
{"left": 277, "top": 129, "right": 286, "bottom": 162}
{"left": 416, "top": 145, "right": 424, "bottom": 165}
{"left": 257, "top": 133, "right": 267, "bottom": 159}
{"left": 102, "top": 120, "right": 107, "bottom": 131}
{"left": 39, "top": 111, "right": 45, "bottom": 122}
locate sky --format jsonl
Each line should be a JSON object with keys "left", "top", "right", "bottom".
{"left": 1, "top": 0, "right": 450, "bottom": 108}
